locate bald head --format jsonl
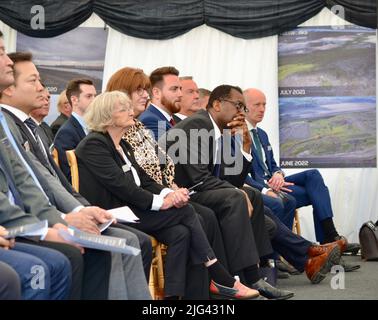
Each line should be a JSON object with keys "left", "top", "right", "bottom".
{"left": 243, "top": 88, "right": 266, "bottom": 126}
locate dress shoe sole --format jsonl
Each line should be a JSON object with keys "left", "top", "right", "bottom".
{"left": 210, "top": 293, "right": 262, "bottom": 300}
{"left": 311, "top": 246, "right": 340, "bottom": 284}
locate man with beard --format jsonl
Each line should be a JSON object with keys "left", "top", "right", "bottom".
{"left": 139, "top": 66, "right": 182, "bottom": 140}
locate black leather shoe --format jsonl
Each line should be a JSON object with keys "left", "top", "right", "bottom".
{"left": 338, "top": 257, "right": 361, "bottom": 272}
{"left": 251, "top": 279, "right": 294, "bottom": 300}
{"left": 334, "top": 236, "right": 360, "bottom": 255}
{"left": 276, "top": 260, "right": 301, "bottom": 275}
{"left": 209, "top": 280, "right": 264, "bottom": 300}
{"left": 277, "top": 269, "right": 290, "bottom": 279}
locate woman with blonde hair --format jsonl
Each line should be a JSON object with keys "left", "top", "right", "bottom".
{"left": 75, "top": 91, "right": 261, "bottom": 300}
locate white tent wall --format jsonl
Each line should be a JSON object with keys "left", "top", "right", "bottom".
{"left": 1, "top": 8, "right": 377, "bottom": 242}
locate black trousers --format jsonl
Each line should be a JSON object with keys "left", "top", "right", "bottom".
{"left": 191, "top": 187, "right": 260, "bottom": 273}
{"left": 241, "top": 185, "right": 274, "bottom": 258}
{"left": 130, "top": 204, "right": 215, "bottom": 297}
{"left": 184, "top": 201, "right": 229, "bottom": 300}
{"left": 18, "top": 238, "right": 111, "bottom": 300}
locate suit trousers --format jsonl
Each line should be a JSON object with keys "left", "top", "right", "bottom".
{"left": 129, "top": 204, "right": 216, "bottom": 297}
{"left": 286, "top": 169, "right": 334, "bottom": 242}
{"left": 17, "top": 238, "right": 111, "bottom": 300}
{"left": 0, "top": 261, "right": 21, "bottom": 300}
{"left": 183, "top": 201, "right": 228, "bottom": 300}
{"left": 241, "top": 185, "right": 274, "bottom": 258}
{"left": 262, "top": 192, "right": 297, "bottom": 230}
{"left": 106, "top": 227, "right": 151, "bottom": 300}
{"left": 0, "top": 242, "right": 71, "bottom": 300}
{"left": 191, "top": 187, "right": 260, "bottom": 274}
{"left": 264, "top": 208, "right": 313, "bottom": 273}
{"left": 111, "top": 223, "right": 152, "bottom": 281}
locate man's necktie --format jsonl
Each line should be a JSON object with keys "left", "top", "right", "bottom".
{"left": 0, "top": 151, "right": 25, "bottom": 210}
{"left": 169, "top": 117, "right": 176, "bottom": 127}
{"left": 24, "top": 117, "right": 57, "bottom": 177}
{"left": 212, "top": 136, "right": 223, "bottom": 177}
{"left": 251, "top": 129, "right": 264, "bottom": 161}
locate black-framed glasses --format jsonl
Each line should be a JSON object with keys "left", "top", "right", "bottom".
{"left": 221, "top": 99, "right": 248, "bottom": 113}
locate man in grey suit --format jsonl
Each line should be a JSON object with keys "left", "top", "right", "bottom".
{"left": 0, "top": 36, "right": 149, "bottom": 298}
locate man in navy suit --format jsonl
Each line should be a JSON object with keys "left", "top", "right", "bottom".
{"left": 54, "top": 78, "right": 96, "bottom": 182}
{"left": 139, "top": 66, "right": 182, "bottom": 140}
{"left": 243, "top": 88, "right": 360, "bottom": 254}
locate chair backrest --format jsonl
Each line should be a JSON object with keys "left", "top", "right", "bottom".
{"left": 66, "top": 150, "right": 79, "bottom": 192}
{"left": 52, "top": 147, "right": 59, "bottom": 167}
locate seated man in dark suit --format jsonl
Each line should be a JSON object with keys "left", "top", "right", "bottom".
{"left": 54, "top": 78, "right": 96, "bottom": 182}
{"left": 243, "top": 88, "right": 361, "bottom": 257}
{"left": 174, "top": 76, "right": 201, "bottom": 122}
{"left": 30, "top": 86, "right": 54, "bottom": 146}
{"left": 50, "top": 89, "right": 71, "bottom": 136}
{"left": 166, "top": 84, "right": 344, "bottom": 293}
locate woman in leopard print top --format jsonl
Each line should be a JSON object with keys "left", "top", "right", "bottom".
{"left": 106, "top": 67, "right": 176, "bottom": 188}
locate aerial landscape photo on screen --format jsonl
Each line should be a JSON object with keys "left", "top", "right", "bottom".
{"left": 278, "top": 26, "right": 376, "bottom": 168}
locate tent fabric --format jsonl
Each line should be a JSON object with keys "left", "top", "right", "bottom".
{"left": 0, "top": 0, "right": 375, "bottom": 39}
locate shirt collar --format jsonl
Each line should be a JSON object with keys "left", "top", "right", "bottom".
{"left": 0, "top": 104, "right": 30, "bottom": 122}
{"left": 208, "top": 112, "right": 222, "bottom": 141}
{"left": 175, "top": 113, "right": 187, "bottom": 120}
{"left": 72, "top": 112, "right": 87, "bottom": 133}
{"left": 150, "top": 103, "right": 172, "bottom": 122}
{"left": 246, "top": 119, "right": 258, "bottom": 131}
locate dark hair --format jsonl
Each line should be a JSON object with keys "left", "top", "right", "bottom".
{"left": 0, "top": 30, "right": 3, "bottom": 37}
{"left": 66, "top": 78, "right": 94, "bottom": 106}
{"left": 207, "top": 85, "right": 242, "bottom": 109}
{"left": 7, "top": 52, "right": 33, "bottom": 82}
{"left": 106, "top": 67, "right": 150, "bottom": 97}
{"left": 149, "top": 66, "right": 179, "bottom": 89}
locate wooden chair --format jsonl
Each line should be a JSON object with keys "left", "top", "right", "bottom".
{"left": 292, "top": 209, "right": 301, "bottom": 235}
{"left": 149, "top": 237, "right": 165, "bottom": 299}
{"left": 65, "top": 149, "right": 166, "bottom": 299}
{"left": 52, "top": 147, "right": 59, "bottom": 167}
{"left": 65, "top": 150, "right": 79, "bottom": 192}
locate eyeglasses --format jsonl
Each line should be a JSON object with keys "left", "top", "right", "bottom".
{"left": 136, "top": 87, "right": 148, "bottom": 96}
{"left": 221, "top": 99, "right": 248, "bottom": 113}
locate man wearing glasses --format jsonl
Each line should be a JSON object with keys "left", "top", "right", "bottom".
{"left": 165, "top": 85, "right": 296, "bottom": 299}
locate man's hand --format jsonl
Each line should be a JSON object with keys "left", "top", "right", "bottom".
{"left": 268, "top": 172, "right": 285, "bottom": 191}
{"left": 46, "top": 226, "right": 85, "bottom": 254}
{"left": 0, "top": 226, "right": 14, "bottom": 249}
{"left": 227, "top": 113, "right": 252, "bottom": 153}
{"left": 78, "top": 206, "right": 114, "bottom": 224}
{"left": 64, "top": 212, "right": 101, "bottom": 235}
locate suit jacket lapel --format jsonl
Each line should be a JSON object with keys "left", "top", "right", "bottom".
{"left": 70, "top": 116, "right": 86, "bottom": 140}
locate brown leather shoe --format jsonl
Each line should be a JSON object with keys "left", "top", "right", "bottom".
{"left": 308, "top": 239, "right": 346, "bottom": 257}
{"left": 305, "top": 243, "right": 341, "bottom": 284}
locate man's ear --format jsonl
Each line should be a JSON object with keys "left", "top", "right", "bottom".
{"left": 151, "top": 86, "right": 161, "bottom": 101}
{"left": 1, "top": 85, "right": 15, "bottom": 99}
{"left": 212, "top": 100, "right": 222, "bottom": 112}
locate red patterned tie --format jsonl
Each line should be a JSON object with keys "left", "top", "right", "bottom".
{"left": 169, "top": 117, "right": 176, "bottom": 127}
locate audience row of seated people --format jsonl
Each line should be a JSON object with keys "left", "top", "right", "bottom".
{"left": 0, "top": 29, "right": 361, "bottom": 299}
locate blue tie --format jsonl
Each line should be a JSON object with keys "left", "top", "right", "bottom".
{"left": 251, "top": 129, "right": 263, "bottom": 161}
{"left": 0, "top": 148, "right": 25, "bottom": 210}
{"left": 0, "top": 111, "right": 47, "bottom": 195}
